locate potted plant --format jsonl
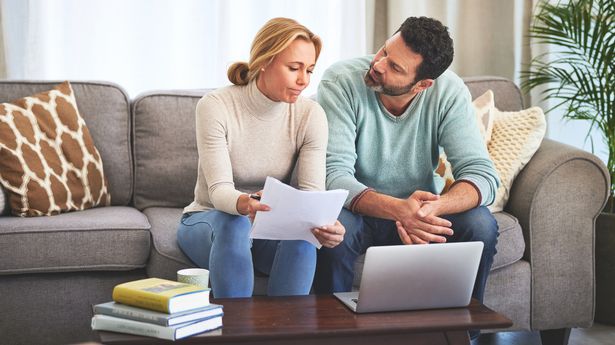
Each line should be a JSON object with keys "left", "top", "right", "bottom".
{"left": 521, "top": 0, "right": 614, "bottom": 323}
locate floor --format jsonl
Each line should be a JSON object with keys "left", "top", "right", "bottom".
{"left": 477, "top": 323, "right": 615, "bottom": 345}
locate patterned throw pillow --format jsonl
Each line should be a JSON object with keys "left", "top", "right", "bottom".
{"left": 0, "top": 81, "right": 111, "bottom": 216}
{"left": 436, "top": 90, "right": 546, "bottom": 212}
{"left": 488, "top": 106, "right": 546, "bottom": 212}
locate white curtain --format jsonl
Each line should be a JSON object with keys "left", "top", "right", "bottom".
{"left": 368, "top": 0, "right": 532, "bottom": 84}
{"left": 1, "top": 0, "right": 366, "bottom": 97}
{"left": 367, "top": 0, "right": 607, "bottom": 164}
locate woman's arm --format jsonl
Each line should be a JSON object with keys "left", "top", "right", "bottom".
{"left": 195, "top": 95, "right": 245, "bottom": 215}
{"left": 294, "top": 102, "right": 328, "bottom": 191}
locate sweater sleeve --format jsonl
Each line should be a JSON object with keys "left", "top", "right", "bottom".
{"left": 318, "top": 78, "right": 369, "bottom": 208}
{"left": 195, "top": 95, "right": 244, "bottom": 215}
{"left": 295, "top": 102, "right": 328, "bottom": 191}
{"left": 437, "top": 85, "right": 500, "bottom": 206}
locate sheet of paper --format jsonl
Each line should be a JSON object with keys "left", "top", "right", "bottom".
{"left": 250, "top": 177, "right": 348, "bottom": 248}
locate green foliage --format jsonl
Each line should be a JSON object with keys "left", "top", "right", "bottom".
{"left": 521, "top": 0, "right": 615, "bottom": 196}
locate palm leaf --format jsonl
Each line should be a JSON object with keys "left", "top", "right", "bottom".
{"left": 521, "top": 0, "right": 615, "bottom": 194}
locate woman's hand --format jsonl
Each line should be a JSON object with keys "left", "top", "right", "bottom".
{"left": 312, "top": 220, "right": 345, "bottom": 248}
{"left": 236, "top": 191, "right": 270, "bottom": 222}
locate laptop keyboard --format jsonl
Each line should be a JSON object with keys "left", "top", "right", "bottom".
{"left": 351, "top": 298, "right": 359, "bottom": 304}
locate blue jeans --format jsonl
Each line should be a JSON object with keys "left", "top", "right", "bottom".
{"left": 177, "top": 210, "right": 316, "bottom": 298}
{"left": 314, "top": 206, "right": 498, "bottom": 303}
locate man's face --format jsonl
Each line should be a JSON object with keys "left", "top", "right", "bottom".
{"left": 364, "top": 33, "right": 423, "bottom": 96}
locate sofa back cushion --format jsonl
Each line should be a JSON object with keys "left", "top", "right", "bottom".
{"left": 0, "top": 81, "right": 133, "bottom": 206}
{"left": 464, "top": 76, "right": 523, "bottom": 111}
{"left": 132, "top": 90, "right": 211, "bottom": 210}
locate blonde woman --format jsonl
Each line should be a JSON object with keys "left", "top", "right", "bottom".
{"left": 177, "top": 18, "right": 345, "bottom": 298}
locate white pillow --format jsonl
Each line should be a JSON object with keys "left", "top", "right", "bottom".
{"left": 487, "top": 106, "right": 546, "bottom": 212}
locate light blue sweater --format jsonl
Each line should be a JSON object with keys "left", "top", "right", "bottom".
{"left": 318, "top": 56, "right": 499, "bottom": 208}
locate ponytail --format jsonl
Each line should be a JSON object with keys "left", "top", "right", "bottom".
{"left": 227, "top": 62, "right": 250, "bottom": 85}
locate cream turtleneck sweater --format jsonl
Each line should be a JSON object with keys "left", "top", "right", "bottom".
{"left": 183, "top": 81, "right": 328, "bottom": 215}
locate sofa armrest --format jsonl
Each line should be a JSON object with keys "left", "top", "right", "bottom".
{"left": 506, "top": 138, "right": 610, "bottom": 330}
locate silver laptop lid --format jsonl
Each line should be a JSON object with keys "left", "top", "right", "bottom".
{"left": 356, "top": 241, "right": 483, "bottom": 313}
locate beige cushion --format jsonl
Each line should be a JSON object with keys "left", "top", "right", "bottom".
{"left": 0, "top": 82, "right": 111, "bottom": 216}
{"left": 437, "top": 90, "right": 546, "bottom": 212}
{"left": 487, "top": 105, "right": 546, "bottom": 212}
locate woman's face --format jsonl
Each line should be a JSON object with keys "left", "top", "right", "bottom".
{"left": 257, "top": 38, "right": 316, "bottom": 103}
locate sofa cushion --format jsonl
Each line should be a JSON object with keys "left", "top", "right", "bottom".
{"left": 142, "top": 207, "right": 193, "bottom": 279}
{"left": 0, "top": 81, "right": 111, "bottom": 216}
{"left": 132, "top": 90, "right": 212, "bottom": 210}
{"left": 464, "top": 77, "right": 524, "bottom": 111}
{"left": 491, "top": 211, "right": 525, "bottom": 269}
{"left": 0, "top": 81, "right": 133, "bottom": 206}
{"left": 0, "top": 206, "right": 151, "bottom": 274}
{"left": 352, "top": 211, "right": 525, "bottom": 288}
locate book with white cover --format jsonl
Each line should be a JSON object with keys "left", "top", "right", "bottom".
{"left": 93, "top": 301, "right": 223, "bottom": 326}
{"left": 91, "top": 314, "right": 222, "bottom": 340}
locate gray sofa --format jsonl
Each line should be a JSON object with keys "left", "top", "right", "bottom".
{"left": 0, "top": 78, "right": 610, "bottom": 345}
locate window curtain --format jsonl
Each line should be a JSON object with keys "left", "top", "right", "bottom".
{"left": 366, "top": 0, "right": 607, "bottom": 163}
{"left": 0, "top": 3, "right": 6, "bottom": 78}
{"left": 1, "top": 0, "right": 366, "bottom": 97}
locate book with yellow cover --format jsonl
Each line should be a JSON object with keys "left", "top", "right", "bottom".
{"left": 112, "top": 278, "right": 210, "bottom": 314}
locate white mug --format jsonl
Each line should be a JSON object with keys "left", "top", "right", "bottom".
{"left": 177, "top": 268, "right": 209, "bottom": 289}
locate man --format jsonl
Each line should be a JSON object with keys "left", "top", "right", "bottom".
{"left": 314, "top": 16, "right": 500, "bottom": 324}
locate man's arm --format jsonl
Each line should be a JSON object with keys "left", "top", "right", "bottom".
{"left": 389, "top": 83, "right": 498, "bottom": 244}
{"left": 437, "top": 86, "right": 500, "bottom": 207}
{"left": 318, "top": 78, "right": 370, "bottom": 206}
{"left": 422, "top": 180, "right": 480, "bottom": 216}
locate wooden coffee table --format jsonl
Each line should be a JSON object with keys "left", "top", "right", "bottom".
{"left": 97, "top": 295, "right": 512, "bottom": 345}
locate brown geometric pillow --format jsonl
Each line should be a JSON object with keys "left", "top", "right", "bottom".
{"left": 0, "top": 81, "right": 111, "bottom": 216}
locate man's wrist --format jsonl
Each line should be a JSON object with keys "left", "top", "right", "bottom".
{"left": 350, "top": 188, "right": 375, "bottom": 213}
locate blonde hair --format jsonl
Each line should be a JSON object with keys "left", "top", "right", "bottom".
{"left": 228, "top": 18, "right": 322, "bottom": 85}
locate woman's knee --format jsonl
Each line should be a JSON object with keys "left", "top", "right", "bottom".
{"left": 178, "top": 213, "right": 212, "bottom": 246}
{"left": 177, "top": 211, "right": 252, "bottom": 256}
{"left": 209, "top": 211, "right": 252, "bottom": 242}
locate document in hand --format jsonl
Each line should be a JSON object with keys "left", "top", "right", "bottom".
{"left": 250, "top": 177, "right": 348, "bottom": 248}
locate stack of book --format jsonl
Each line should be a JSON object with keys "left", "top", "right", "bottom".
{"left": 91, "top": 277, "right": 223, "bottom": 341}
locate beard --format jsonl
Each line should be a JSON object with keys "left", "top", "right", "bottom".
{"left": 364, "top": 67, "right": 416, "bottom": 96}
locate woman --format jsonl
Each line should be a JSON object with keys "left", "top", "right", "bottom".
{"left": 177, "top": 17, "right": 345, "bottom": 298}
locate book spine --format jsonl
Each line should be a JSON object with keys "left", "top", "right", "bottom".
{"left": 93, "top": 305, "right": 167, "bottom": 326}
{"left": 112, "top": 286, "right": 169, "bottom": 313}
{"left": 91, "top": 315, "right": 175, "bottom": 340}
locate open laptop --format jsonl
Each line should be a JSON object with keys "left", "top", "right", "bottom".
{"left": 334, "top": 241, "right": 483, "bottom": 313}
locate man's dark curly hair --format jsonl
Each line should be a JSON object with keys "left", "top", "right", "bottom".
{"left": 396, "top": 17, "right": 454, "bottom": 81}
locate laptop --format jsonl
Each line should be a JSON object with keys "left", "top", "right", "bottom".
{"left": 334, "top": 241, "right": 483, "bottom": 313}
